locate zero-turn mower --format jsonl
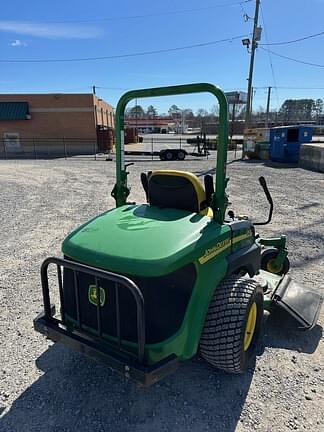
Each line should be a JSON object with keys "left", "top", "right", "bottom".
{"left": 34, "top": 83, "right": 323, "bottom": 386}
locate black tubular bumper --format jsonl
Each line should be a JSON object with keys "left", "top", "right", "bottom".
{"left": 34, "top": 257, "right": 179, "bottom": 386}
{"left": 34, "top": 312, "right": 179, "bottom": 386}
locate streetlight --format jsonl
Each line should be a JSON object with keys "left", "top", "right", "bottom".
{"left": 242, "top": 38, "right": 251, "bottom": 50}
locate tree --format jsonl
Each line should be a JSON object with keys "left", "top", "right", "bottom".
{"left": 182, "top": 108, "right": 194, "bottom": 118}
{"left": 210, "top": 104, "right": 219, "bottom": 117}
{"left": 195, "top": 108, "right": 209, "bottom": 132}
{"left": 126, "top": 105, "right": 145, "bottom": 118}
{"left": 146, "top": 105, "right": 157, "bottom": 118}
{"left": 315, "top": 99, "right": 324, "bottom": 121}
{"left": 196, "top": 108, "right": 209, "bottom": 117}
{"left": 168, "top": 104, "right": 181, "bottom": 118}
{"left": 279, "top": 99, "right": 317, "bottom": 122}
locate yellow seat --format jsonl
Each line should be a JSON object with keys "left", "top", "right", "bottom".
{"left": 147, "top": 170, "right": 213, "bottom": 216}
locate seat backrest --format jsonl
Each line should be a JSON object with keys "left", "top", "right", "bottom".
{"left": 147, "top": 170, "right": 206, "bottom": 213}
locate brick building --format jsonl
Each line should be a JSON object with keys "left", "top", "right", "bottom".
{"left": 0, "top": 93, "right": 114, "bottom": 156}
{"left": 125, "top": 117, "right": 174, "bottom": 133}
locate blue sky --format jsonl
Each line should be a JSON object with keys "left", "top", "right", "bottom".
{"left": 1, "top": 0, "right": 324, "bottom": 113}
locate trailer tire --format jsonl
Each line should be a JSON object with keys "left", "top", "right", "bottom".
{"left": 165, "top": 150, "right": 174, "bottom": 160}
{"left": 177, "top": 150, "right": 186, "bottom": 160}
{"left": 200, "top": 275, "right": 263, "bottom": 373}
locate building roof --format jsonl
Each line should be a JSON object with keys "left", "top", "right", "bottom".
{"left": 0, "top": 101, "right": 29, "bottom": 120}
{"left": 271, "top": 124, "right": 314, "bottom": 129}
{"left": 125, "top": 117, "right": 173, "bottom": 127}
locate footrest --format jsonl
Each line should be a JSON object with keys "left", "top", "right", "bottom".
{"left": 272, "top": 275, "right": 323, "bottom": 330}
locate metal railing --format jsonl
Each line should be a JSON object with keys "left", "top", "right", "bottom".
{"left": 40, "top": 257, "right": 146, "bottom": 363}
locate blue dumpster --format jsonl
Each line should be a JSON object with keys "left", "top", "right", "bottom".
{"left": 269, "top": 126, "right": 313, "bottom": 163}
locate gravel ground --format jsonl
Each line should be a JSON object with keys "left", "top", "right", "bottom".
{"left": 0, "top": 157, "right": 323, "bottom": 432}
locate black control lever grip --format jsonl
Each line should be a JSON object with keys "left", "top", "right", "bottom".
{"left": 259, "top": 176, "right": 273, "bottom": 207}
{"left": 254, "top": 176, "right": 273, "bottom": 225}
{"left": 125, "top": 162, "right": 134, "bottom": 169}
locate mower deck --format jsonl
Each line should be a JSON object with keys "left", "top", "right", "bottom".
{"left": 271, "top": 275, "right": 323, "bottom": 329}
{"left": 256, "top": 270, "right": 323, "bottom": 330}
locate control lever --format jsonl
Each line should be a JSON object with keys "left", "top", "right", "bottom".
{"left": 254, "top": 176, "right": 274, "bottom": 225}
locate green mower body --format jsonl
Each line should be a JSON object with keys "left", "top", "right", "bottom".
{"left": 34, "top": 83, "right": 323, "bottom": 385}
{"left": 61, "top": 203, "right": 257, "bottom": 365}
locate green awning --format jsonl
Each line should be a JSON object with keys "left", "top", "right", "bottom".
{"left": 0, "top": 102, "right": 29, "bottom": 120}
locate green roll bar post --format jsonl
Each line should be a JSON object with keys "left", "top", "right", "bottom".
{"left": 111, "top": 83, "right": 229, "bottom": 224}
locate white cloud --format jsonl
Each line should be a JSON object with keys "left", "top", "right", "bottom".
{"left": 0, "top": 21, "right": 103, "bottom": 39}
{"left": 10, "top": 39, "right": 27, "bottom": 47}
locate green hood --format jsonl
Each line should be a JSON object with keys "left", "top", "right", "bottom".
{"left": 62, "top": 204, "right": 230, "bottom": 277}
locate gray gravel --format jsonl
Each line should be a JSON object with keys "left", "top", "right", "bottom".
{"left": 0, "top": 157, "right": 323, "bottom": 432}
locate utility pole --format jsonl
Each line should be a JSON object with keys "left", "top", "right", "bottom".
{"left": 135, "top": 98, "right": 138, "bottom": 142}
{"left": 265, "top": 86, "right": 272, "bottom": 128}
{"left": 245, "top": 0, "right": 261, "bottom": 128}
{"left": 92, "top": 85, "right": 96, "bottom": 95}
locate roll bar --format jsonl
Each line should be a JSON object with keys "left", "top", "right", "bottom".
{"left": 112, "top": 83, "right": 229, "bottom": 224}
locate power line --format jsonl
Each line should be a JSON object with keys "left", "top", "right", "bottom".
{"left": 33, "top": 1, "right": 252, "bottom": 24}
{"left": 0, "top": 34, "right": 249, "bottom": 63}
{"left": 260, "top": 47, "right": 324, "bottom": 68}
{"left": 274, "top": 86, "right": 324, "bottom": 90}
{"left": 260, "top": 30, "right": 324, "bottom": 46}
{"left": 96, "top": 86, "right": 129, "bottom": 91}
{"left": 254, "top": 86, "right": 324, "bottom": 90}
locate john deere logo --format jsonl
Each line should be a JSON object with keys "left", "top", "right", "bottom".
{"left": 88, "top": 285, "right": 106, "bottom": 307}
{"left": 198, "top": 239, "right": 231, "bottom": 264}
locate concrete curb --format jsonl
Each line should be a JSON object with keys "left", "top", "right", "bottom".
{"left": 299, "top": 143, "right": 324, "bottom": 173}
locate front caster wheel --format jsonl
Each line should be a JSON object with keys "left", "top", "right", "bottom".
{"left": 261, "top": 248, "right": 290, "bottom": 275}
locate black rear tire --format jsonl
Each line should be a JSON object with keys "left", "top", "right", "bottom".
{"left": 200, "top": 275, "right": 263, "bottom": 373}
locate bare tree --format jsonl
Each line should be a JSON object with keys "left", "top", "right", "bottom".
{"left": 146, "top": 105, "right": 158, "bottom": 118}
{"left": 126, "top": 105, "right": 145, "bottom": 118}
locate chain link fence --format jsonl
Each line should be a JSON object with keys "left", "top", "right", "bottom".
{"left": 0, "top": 138, "right": 101, "bottom": 160}
{"left": 0, "top": 135, "right": 243, "bottom": 162}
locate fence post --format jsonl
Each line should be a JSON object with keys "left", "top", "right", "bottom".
{"left": 151, "top": 137, "right": 153, "bottom": 160}
{"left": 63, "top": 136, "right": 67, "bottom": 160}
{"left": 94, "top": 140, "right": 97, "bottom": 161}
{"left": 3, "top": 139, "right": 7, "bottom": 160}
{"left": 180, "top": 137, "right": 182, "bottom": 149}
{"left": 33, "top": 138, "right": 37, "bottom": 159}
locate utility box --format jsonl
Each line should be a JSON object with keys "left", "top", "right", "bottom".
{"left": 269, "top": 126, "right": 313, "bottom": 163}
{"left": 243, "top": 128, "right": 270, "bottom": 159}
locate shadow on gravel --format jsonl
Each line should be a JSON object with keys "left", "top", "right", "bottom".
{"left": 297, "top": 202, "right": 321, "bottom": 210}
{"left": 232, "top": 159, "right": 299, "bottom": 170}
{"left": 261, "top": 309, "right": 323, "bottom": 355}
{"left": 262, "top": 161, "right": 299, "bottom": 170}
{"left": 0, "top": 343, "right": 254, "bottom": 432}
{"left": 194, "top": 167, "right": 216, "bottom": 177}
